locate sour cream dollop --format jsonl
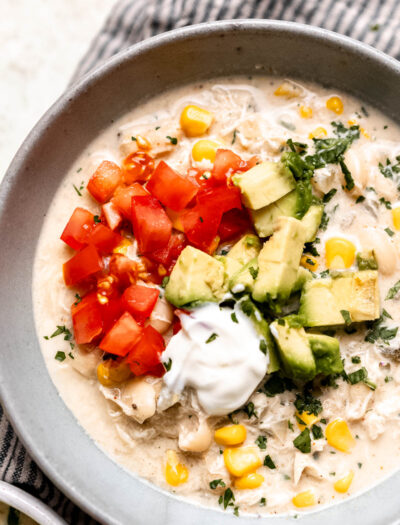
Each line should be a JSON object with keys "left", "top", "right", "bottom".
{"left": 159, "top": 302, "right": 269, "bottom": 416}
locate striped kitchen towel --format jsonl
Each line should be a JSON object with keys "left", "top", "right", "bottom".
{"left": 2, "top": 1, "right": 400, "bottom": 523}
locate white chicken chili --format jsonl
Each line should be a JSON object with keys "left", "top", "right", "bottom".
{"left": 33, "top": 76, "right": 400, "bottom": 516}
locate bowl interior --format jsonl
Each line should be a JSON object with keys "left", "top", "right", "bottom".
{"left": 0, "top": 20, "right": 400, "bottom": 525}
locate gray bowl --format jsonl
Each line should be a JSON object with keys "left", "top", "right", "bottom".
{"left": 0, "top": 20, "right": 399, "bottom": 525}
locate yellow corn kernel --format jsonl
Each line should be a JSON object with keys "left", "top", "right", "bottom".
{"left": 348, "top": 120, "right": 370, "bottom": 139}
{"left": 214, "top": 424, "right": 247, "bottom": 446}
{"left": 113, "top": 237, "right": 132, "bottom": 255}
{"left": 326, "top": 96, "right": 344, "bottom": 115}
{"left": 308, "top": 127, "right": 327, "bottom": 139}
{"left": 296, "top": 411, "right": 320, "bottom": 431}
{"left": 97, "top": 361, "right": 131, "bottom": 387}
{"left": 234, "top": 472, "right": 264, "bottom": 490}
{"left": 300, "top": 254, "right": 319, "bottom": 271}
{"left": 165, "top": 450, "right": 189, "bottom": 486}
{"left": 392, "top": 207, "right": 400, "bottom": 230}
{"left": 334, "top": 470, "right": 354, "bottom": 493}
{"left": 274, "top": 82, "right": 300, "bottom": 98}
{"left": 135, "top": 135, "right": 151, "bottom": 150}
{"left": 300, "top": 105, "right": 313, "bottom": 119}
{"left": 192, "top": 139, "right": 221, "bottom": 162}
{"left": 223, "top": 446, "right": 262, "bottom": 477}
{"left": 180, "top": 105, "right": 213, "bottom": 137}
{"left": 325, "top": 419, "right": 355, "bottom": 453}
{"left": 325, "top": 237, "right": 356, "bottom": 269}
{"left": 292, "top": 490, "right": 316, "bottom": 508}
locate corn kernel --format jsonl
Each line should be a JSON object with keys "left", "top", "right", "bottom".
{"left": 296, "top": 411, "right": 320, "bottom": 431}
{"left": 192, "top": 139, "right": 221, "bottom": 162}
{"left": 165, "top": 450, "right": 189, "bottom": 486}
{"left": 234, "top": 472, "right": 264, "bottom": 490}
{"left": 325, "top": 237, "right": 356, "bottom": 269}
{"left": 308, "top": 127, "right": 327, "bottom": 139}
{"left": 180, "top": 105, "right": 213, "bottom": 137}
{"left": 392, "top": 207, "right": 400, "bottom": 230}
{"left": 348, "top": 120, "right": 370, "bottom": 139}
{"left": 300, "top": 105, "right": 313, "bottom": 119}
{"left": 325, "top": 419, "right": 355, "bottom": 453}
{"left": 223, "top": 446, "right": 262, "bottom": 477}
{"left": 300, "top": 254, "right": 319, "bottom": 271}
{"left": 135, "top": 135, "right": 151, "bottom": 150}
{"left": 326, "top": 96, "right": 344, "bottom": 115}
{"left": 113, "top": 238, "right": 133, "bottom": 255}
{"left": 292, "top": 490, "right": 316, "bottom": 508}
{"left": 97, "top": 361, "right": 131, "bottom": 387}
{"left": 334, "top": 470, "right": 354, "bottom": 493}
{"left": 274, "top": 82, "right": 300, "bottom": 98}
{"left": 214, "top": 424, "right": 247, "bottom": 446}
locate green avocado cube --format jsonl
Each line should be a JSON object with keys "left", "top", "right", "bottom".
{"left": 227, "top": 234, "right": 261, "bottom": 265}
{"left": 307, "top": 333, "right": 343, "bottom": 375}
{"left": 250, "top": 190, "right": 299, "bottom": 238}
{"left": 230, "top": 258, "right": 259, "bottom": 293}
{"left": 233, "top": 161, "right": 296, "bottom": 210}
{"left": 301, "top": 204, "right": 324, "bottom": 243}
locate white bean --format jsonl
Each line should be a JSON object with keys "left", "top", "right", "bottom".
{"left": 178, "top": 416, "right": 212, "bottom": 453}
{"left": 149, "top": 296, "right": 174, "bottom": 334}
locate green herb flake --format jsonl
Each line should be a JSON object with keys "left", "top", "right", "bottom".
{"left": 249, "top": 266, "right": 259, "bottom": 279}
{"left": 166, "top": 135, "right": 178, "bottom": 145}
{"left": 205, "top": 333, "right": 218, "bottom": 344}
{"left": 355, "top": 195, "right": 365, "bottom": 203}
{"left": 232, "top": 129, "right": 238, "bottom": 144}
{"left": 231, "top": 312, "right": 238, "bottom": 323}
{"left": 386, "top": 280, "right": 400, "bottom": 300}
{"left": 55, "top": 351, "right": 66, "bottom": 362}
{"left": 311, "top": 424, "right": 323, "bottom": 440}
{"left": 74, "top": 293, "right": 82, "bottom": 306}
{"left": 351, "top": 356, "right": 361, "bottom": 364}
{"left": 49, "top": 325, "right": 72, "bottom": 341}
{"left": 259, "top": 497, "right": 267, "bottom": 507}
{"left": 385, "top": 376, "right": 393, "bottom": 383}
{"left": 340, "top": 309, "right": 352, "bottom": 326}
{"left": 94, "top": 215, "right": 101, "bottom": 223}
{"left": 219, "top": 487, "right": 235, "bottom": 510}
{"left": 76, "top": 167, "right": 82, "bottom": 173}
{"left": 294, "top": 392, "right": 323, "bottom": 416}
{"left": 199, "top": 216, "right": 204, "bottom": 223}
{"left": 131, "top": 136, "right": 137, "bottom": 141}
{"left": 358, "top": 462, "right": 363, "bottom": 469}
{"left": 259, "top": 339, "right": 267, "bottom": 354}
{"left": 264, "top": 455, "right": 276, "bottom": 469}
{"left": 163, "top": 358, "right": 172, "bottom": 372}
{"left": 161, "top": 276, "right": 170, "bottom": 288}
{"left": 293, "top": 428, "right": 311, "bottom": 453}
{"left": 73, "top": 184, "right": 82, "bottom": 196}
{"left": 68, "top": 352, "right": 74, "bottom": 359}
{"left": 255, "top": 435, "right": 267, "bottom": 449}
{"left": 385, "top": 227, "right": 395, "bottom": 237}
{"left": 210, "top": 479, "right": 226, "bottom": 489}
{"left": 288, "top": 420, "right": 294, "bottom": 432}
{"left": 243, "top": 401, "right": 257, "bottom": 419}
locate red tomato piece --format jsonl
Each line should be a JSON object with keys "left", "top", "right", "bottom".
{"left": 131, "top": 195, "right": 172, "bottom": 254}
{"left": 122, "top": 152, "right": 155, "bottom": 184}
{"left": 71, "top": 292, "right": 103, "bottom": 344}
{"left": 212, "top": 149, "right": 247, "bottom": 183}
{"left": 150, "top": 231, "right": 186, "bottom": 269}
{"left": 218, "top": 208, "right": 252, "bottom": 241}
{"left": 197, "top": 185, "right": 242, "bottom": 214}
{"left": 102, "top": 201, "right": 122, "bottom": 231}
{"left": 87, "top": 224, "right": 122, "bottom": 254}
{"left": 100, "top": 296, "right": 124, "bottom": 333}
{"left": 63, "top": 244, "right": 103, "bottom": 286}
{"left": 112, "top": 183, "right": 148, "bottom": 218}
{"left": 122, "top": 284, "right": 159, "bottom": 324}
{"left": 87, "top": 161, "right": 123, "bottom": 203}
{"left": 126, "top": 325, "right": 165, "bottom": 376}
{"left": 146, "top": 161, "right": 198, "bottom": 211}
{"left": 99, "top": 312, "right": 143, "bottom": 357}
{"left": 144, "top": 363, "right": 165, "bottom": 378}
{"left": 181, "top": 202, "right": 221, "bottom": 253}
{"left": 60, "top": 207, "right": 95, "bottom": 250}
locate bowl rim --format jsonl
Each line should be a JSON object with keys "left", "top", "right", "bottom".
{"left": 1, "top": 18, "right": 400, "bottom": 525}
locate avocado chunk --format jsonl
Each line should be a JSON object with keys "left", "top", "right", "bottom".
{"left": 307, "top": 333, "right": 343, "bottom": 375}
{"left": 252, "top": 216, "right": 307, "bottom": 302}
{"left": 293, "top": 267, "right": 313, "bottom": 293}
{"left": 356, "top": 250, "right": 378, "bottom": 271}
{"left": 239, "top": 298, "right": 280, "bottom": 373}
{"left": 301, "top": 204, "right": 324, "bottom": 243}
{"left": 250, "top": 190, "right": 299, "bottom": 238}
{"left": 215, "top": 255, "right": 242, "bottom": 285}
{"left": 230, "top": 258, "right": 258, "bottom": 293}
{"left": 165, "top": 246, "right": 225, "bottom": 307}
{"left": 270, "top": 320, "right": 316, "bottom": 382}
{"left": 299, "top": 270, "right": 380, "bottom": 327}
{"left": 227, "top": 234, "right": 261, "bottom": 265}
{"left": 233, "top": 161, "right": 296, "bottom": 210}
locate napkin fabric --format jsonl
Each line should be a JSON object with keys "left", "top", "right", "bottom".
{"left": 2, "top": 0, "right": 400, "bottom": 523}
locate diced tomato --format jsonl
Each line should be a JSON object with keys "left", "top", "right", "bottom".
{"left": 150, "top": 231, "right": 186, "bottom": 269}
{"left": 87, "top": 224, "right": 122, "bottom": 254}
{"left": 131, "top": 195, "right": 172, "bottom": 254}
{"left": 172, "top": 316, "right": 182, "bottom": 334}
{"left": 60, "top": 207, "right": 95, "bottom": 250}
{"left": 87, "top": 161, "right": 123, "bottom": 203}
{"left": 212, "top": 149, "right": 248, "bottom": 183}
{"left": 122, "top": 284, "right": 159, "bottom": 324}
{"left": 71, "top": 292, "right": 103, "bottom": 344}
{"left": 63, "top": 244, "right": 103, "bottom": 286}
{"left": 112, "top": 183, "right": 148, "bottom": 218}
{"left": 181, "top": 203, "right": 221, "bottom": 253}
{"left": 102, "top": 201, "right": 122, "bottom": 230}
{"left": 122, "top": 152, "right": 155, "bottom": 184}
{"left": 197, "top": 185, "right": 242, "bottom": 214}
{"left": 126, "top": 325, "right": 165, "bottom": 376}
{"left": 108, "top": 254, "right": 138, "bottom": 289}
{"left": 218, "top": 208, "right": 252, "bottom": 241}
{"left": 146, "top": 161, "right": 198, "bottom": 211}
{"left": 145, "top": 363, "right": 165, "bottom": 378}
{"left": 99, "top": 312, "right": 143, "bottom": 357}
{"left": 101, "top": 296, "right": 124, "bottom": 332}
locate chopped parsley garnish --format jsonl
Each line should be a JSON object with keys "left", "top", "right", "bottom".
{"left": 264, "top": 455, "right": 276, "bottom": 469}
{"left": 294, "top": 392, "right": 323, "bottom": 416}
{"left": 231, "top": 129, "right": 238, "bottom": 144}
{"left": 231, "top": 312, "right": 238, "bottom": 323}
{"left": 351, "top": 356, "right": 361, "bottom": 364}
{"left": 340, "top": 159, "right": 355, "bottom": 191}
{"left": 386, "top": 279, "right": 400, "bottom": 300}
{"left": 365, "top": 316, "right": 398, "bottom": 344}
{"left": 131, "top": 136, "right": 137, "bottom": 141}
{"left": 73, "top": 293, "right": 82, "bottom": 306}
{"left": 55, "top": 351, "right": 66, "bottom": 362}
{"left": 199, "top": 216, "right": 204, "bottom": 223}
{"left": 255, "top": 435, "right": 267, "bottom": 449}
{"left": 243, "top": 401, "right": 257, "bottom": 419}
{"left": 311, "top": 424, "right": 323, "bottom": 439}
{"left": 347, "top": 367, "right": 376, "bottom": 390}
{"left": 73, "top": 184, "right": 83, "bottom": 196}
{"left": 249, "top": 266, "right": 258, "bottom": 279}
{"left": 68, "top": 352, "right": 74, "bottom": 359}
{"left": 76, "top": 167, "right": 82, "bottom": 173}
{"left": 94, "top": 215, "right": 101, "bottom": 223}
{"left": 293, "top": 428, "right": 311, "bottom": 453}
{"left": 259, "top": 339, "right": 267, "bottom": 354}
{"left": 262, "top": 374, "right": 295, "bottom": 397}
{"left": 205, "top": 333, "right": 218, "bottom": 344}
{"left": 379, "top": 156, "right": 400, "bottom": 179}
{"left": 319, "top": 211, "right": 329, "bottom": 231}
{"left": 385, "top": 227, "right": 395, "bottom": 237}
{"left": 319, "top": 269, "right": 330, "bottom": 278}
{"left": 379, "top": 197, "right": 392, "bottom": 209}
{"left": 340, "top": 309, "right": 352, "bottom": 326}
{"left": 370, "top": 23, "right": 380, "bottom": 31}
{"left": 358, "top": 462, "right": 363, "bottom": 469}
{"left": 259, "top": 497, "right": 267, "bottom": 506}
{"left": 382, "top": 308, "right": 393, "bottom": 319}
{"left": 323, "top": 188, "right": 337, "bottom": 203}
{"left": 48, "top": 325, "right": 72, "bottom": 341}
{"left": 240, "top": 299, "right": 254, "bottom": 317}
{"left": 163, "top": 358, "right": 172, "bottom": 372}
{"left": 304, "top": 241, "right": 320, "bottom": 257}
{"left": 210, "top": 479, "right": 226, "bottom": 489}
{"left": 218, "top": 487, "right": 235, "bottom": 510}
{"left": 355, "top": 195, "right": 365, "bottom": 203}
{"left": 385, "top": 376, "right": 393, "bottom": 383}
{"left": 161, "top": 276, "right": 170, "bottom": 288}
{"left": 166, "top": 135, "right": 178, "bottom": 145}
{"left": 356, "top": 252, "right": 378, "bottom": 271}
{"left": 288, "top": 420, "right": 294, "bottom": 432}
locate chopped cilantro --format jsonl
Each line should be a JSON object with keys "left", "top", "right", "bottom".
{"left": 386, "top": 279, "right": 400, "bottom": 300}
{"left": 340, "top": 309, "right": 352, "bottom": 326}
{"left": 358, "top": 462, "right": 363, "bottom": 469}
{"left": 94, "top": 215, "right": 101, "bottom": 223}
{"left": 262, "top": 374, "right": 295, "bottom": 397}
{"left": 304, "top": 241, "right": 320, "bottom": 257}
{"left": 55, "top": 351, "right": 66, "bottom": 362}
{"left": 205, "top": 333, "right": 218, "bottom": 344}
{"left": 385, "top": 376, "right": 393, "bottom": 383}
{"left": 73, "top": 184, "right": 82, "bottom": 196}
{"left": 379, "top": 197, "right": 392, "bottom": 209}
{"left": 355, "top": 195, "right": 365, "bottom": 203}
{"left": 288, "top": 420, "right": 294, "bottom": 432}
{"left": 73, "top": 293, "right": 82, "bottom": 306}
{"left": 347, "top": 367, "right": 376, "bottom": 390}
{"left": 259, "top": 497, "right": 267, "bottom": 506}
{"left": 379, "top": 156, "right": 400, "bottom": 179}
{"left": 249, "top": 266, "right": 258, "bottom": 279}
{"left": 210, "top": 479, "right": 226, "bottom": 489}
{"left": 243, "top": 401, "right": 257, "bottom": 419}
{"left": 240, "top": 300, "right": 254, "bottom": 317}
{"left": 231, "top": 312, "right": 238, "bottom": 323}
{"left": 199, "top": 216, "right": 204, "bottom": 223}
{"left": 76, "top": 167, "right": 82, "bottom": 173}
{"left": 294, "top": 392, "right": 322, "bottom": 416}
{"left": 340, "top": 159, "right": 355, "bottom": 190}
{"left": 49, "top": 325, "right": 72, "bottom": 341}
{"left": 161, "top": 276, "right": 170, "bottom": 288}
{"left": 264, "top": 455, "right": 276, "bottom": 469}
{"left": 293, "top": 428, "right": 311, "bottom": 453}
{"left": 351, "top": 356, "right": 361, "bottom": 364}
{"left": 319, "top": 211, "right": 329, "bottom": 231}
{"left": 68, "top": 352, "right": 74, "bottom": 359}
{"left": 219, "top": 487, "right": 235, "bottom": 510}
{"left": 166, "top": 135, "right": 178, "bottom": 145}
{"left": 131, "top": 136, "right": 137, "bottom": 141}
{"left": 255, "top": 435, "right": 267, "bottom": 449}
{"left": 311, "top": 424, "right": 323, "bottom": 439}
{"left": 163, "top": 358, "right": 172, "bottom": 372}
{"left": 259, "top": 339, "right": 267, "bottom": 354}
{"left": 323, "top": 189, "right": 337, "bottom": 203}
{"left": 231, "top": 129, "right": 238, "bottom": 144}
{"left": 385, "top": 227, "right": 395, "bottom": 237}
{"left": 382, "top": 308, "right": 393, "bottom": 319}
